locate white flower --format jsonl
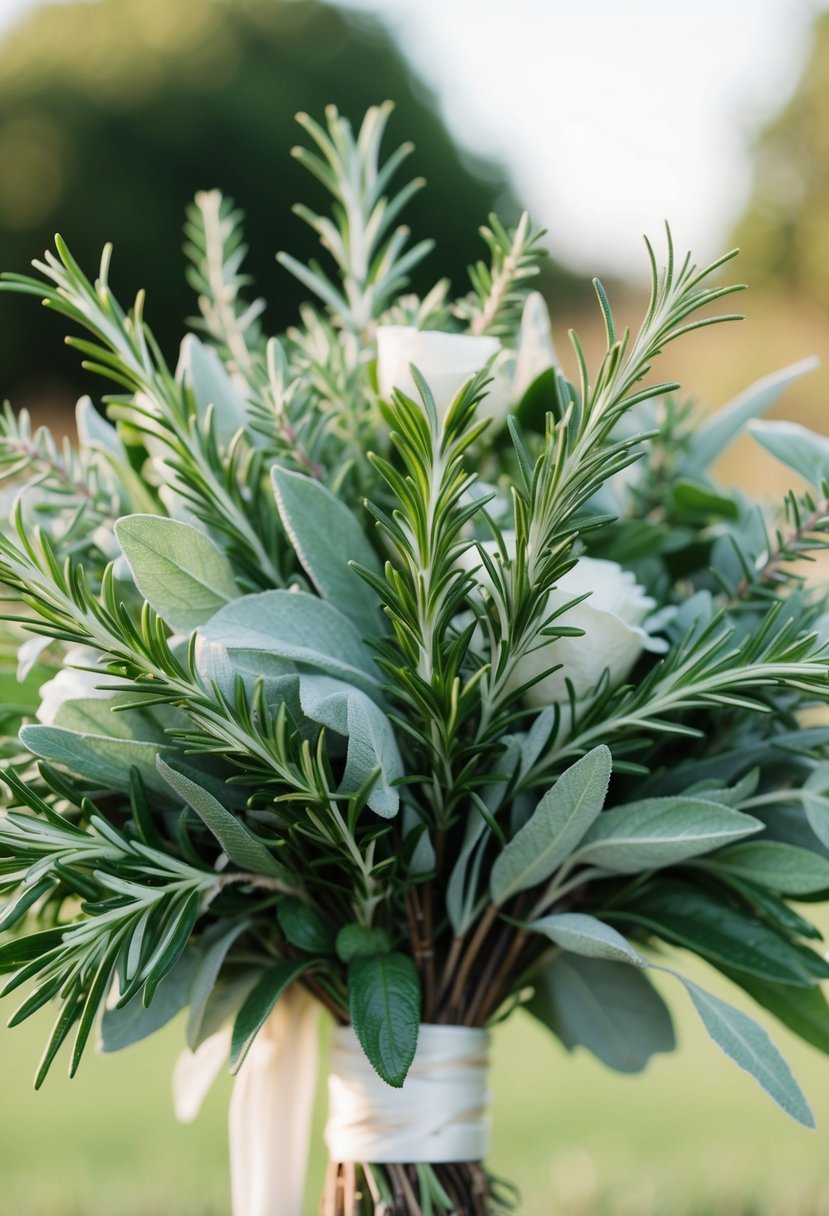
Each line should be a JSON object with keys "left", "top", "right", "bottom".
{"left": 36, "top": 647, "right": 120, "bottom": 725}
{"left": 376, "top": 292, "right": 556, "bottom": 427}
{"left": 459, "top": 538, "right": 665, "bottom": 709}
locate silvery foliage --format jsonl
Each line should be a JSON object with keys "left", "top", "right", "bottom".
{"left": 0, "top": 103, "right": 828, "bottom": 1134}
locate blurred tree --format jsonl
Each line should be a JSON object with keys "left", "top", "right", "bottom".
{"left": 734, "top": 12, "right": 829, "bottom": 308}
{"left": 0, "top": 0, "right": 577, "bottom": 407}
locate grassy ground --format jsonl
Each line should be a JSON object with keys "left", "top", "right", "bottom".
{"left": 2, "top": 956, "right": 829, "bottom": 1216}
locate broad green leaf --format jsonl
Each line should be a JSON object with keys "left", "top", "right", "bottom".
{"left": 722, "top": 969, "right": 829, "bottom": 1057}
{"left": 490, "top": 746, "right": 611, "bottom": 904}
{"left": 272, "top": 466, "right": 380, "bottom": 627}
{"left": 277, "top": 898, "right": 335, "bottom": 956}
{"left": 100, "top": 948, "right": 200, "bottom": 1053}
{"left": 20, "top": 724, "right": 171, "bottom": 794}
{"left": 613, "top": 881, "right": 829, "bottom": 987}
{"left": 803, "top": 763, "right": 829, "bottom": 849}
{"left": 230, "top": 959, "right": 312, "bottom": 1072}
{"left": 336, "top": 925, "right": 391, "bottom": 963}
{"left": 749, "top": 419, "right": 829, "bottom": 489}
{"left": 51, "top": 695, "right": 163, "bottom": 742}
{"left": 670, "top": 971, "right": 814, "bottom": 1127}
{"left": 670, "top": 479, "right": 739, "bottom": 520}
{"left": 702, "top": 841, "right": 829, "bottom": 895}
{"left": 297, "top": 675, "right": 402, "bottom": 817}
{"left": 348, "top": 952, "right": 421, "bottom": 1087}
{"left": 115, "top": 514, "right": 238, "bottom": 632}
{"left": 527, "top": 913, "right": 644, "bottom": 966}
{"left": 526, "top": 954, "right": 675, "bottom": 1074}
{"left": 199, "top": 590, "right": 381, "bottom": 698}
{"left": 178, "top": 334, "right": 248, "bottom": 446}
{"left": 186, "top": 921, "right": 250, "bottom": 1049}
{"left": 682, "top": 359, "right": 817, "bottom": 471}
{"left": 575, "top": 797, "right": 761, "bottom": 874}
{"left": 157, "top": 757, "right": 292, "bottom": 882}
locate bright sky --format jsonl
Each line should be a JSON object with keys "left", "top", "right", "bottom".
{"left": 1, "top": 0, "right": 827, "bottom": 278}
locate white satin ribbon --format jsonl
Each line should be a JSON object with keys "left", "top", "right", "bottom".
{"left": 173, "top": 984, "right": 319, "bottom": 1216}
{"left": 325, "top": 1024, "right": 490, "bottom": 1164}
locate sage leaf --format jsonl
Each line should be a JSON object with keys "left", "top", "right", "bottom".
{"left": 272, "top": 466, "right": 380, "bottom": 627}
{"left": 575, "top": 796, "right": 762, "bottom": 873}
{"left": 701, "top": 841, "right": 829, "bottom": 895}
{"left": 157, "top": 757, "right": 291, "bottom": 882}
{"left": 613, "top": 881, "right": 829, "bottom": 987}
{"left": 297, "top": 675, "right": 402, "bottom": 817}
{"left": 20, "top": 724, "right": 171, "bottom": 794}
{"left": 721, "top": 970, "right": 829, "bottom": 1057}
{"left": 348, "top": 952, "right": 421, "bottom": 1087}
{"left": 186, "top": 921, "right": 250, "bottom": 1049}
{"left": 527, "top": 954, "right": 675, "bottom": 1074}
{"left": 199, "top": 590, "right": 382, "bottom": 698}
{"left": 101, "top": 947, "right": 200, "bottom": 1052}
{"left": 115, "top": 514, "right": 238, "bottom": 632}
{"left": 230, "top": 959, "right": 312, "bottom": 1073}
{"left": 670, "top": 971, "right": 814, "bottom": 1127}
{"left": 179, "top": 334, "right": 248, "bottom": 446}
{"left": 682, "top": 359, "right": 817, "bottom": 471}
{"left": 749, "top": 418, "right": 829, "bottom": 490}
{"left": 490, "top": 745, "right": 611, "bottom": 904}
{"left": 527, "top": 912, "right": 645, "bottom": 966}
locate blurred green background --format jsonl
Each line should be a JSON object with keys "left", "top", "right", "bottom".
{"left": 2, "top": 1, "right": 829, "bottom": 1213}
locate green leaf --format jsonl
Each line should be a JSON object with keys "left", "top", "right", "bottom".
{"left": 613, "top": 881, "right": 829, "bottom": 988}
{"left": 101, "top": 948, "right": 200, "bottom": 1053}
{"left": 230, "top": 959, "right": 312, "bottom": 1073}
{"left": 527, "top": 912, "right": 645, "bottom": 966}
{"left": 671, "top": 971, "right": 814, "bottom": 1127}
{"left": 272, "top": 466, "right": 381, "bottom": 627}
{"left": 277, "top": 898, "right": 335, "bottom": 956}
{"left": 682, "top": 359, "right": 817, "bottom": 471}
{"left": 348, "top": 952, "right": 421, "bottom": 1087}
{"left": 297, "top": 675, "right": 402, "bottom": 817}
{"left": 576, "top": 797, "right": 762, "bottom": 874}
{"left": 115, "top": 514, "right": 238, "bottom": 633}
{"left": 186, "top": 921, "right": 250, "bottom": 1049}
{"left": 722, "top": 969, "right": 829, "bottom": 1057}
{"left": 701, "top": 841, "right": 829, "bottom": 896}
{"left": 526, "top": 954, "right": 675, "bottom": 1074}
{"left": 670, "top": 479, "right": 739, "bottom": 520}
{"left": 490, "top": 746, "right": 611, "bottom": 904}
{"left": 20, "top": 724, "right": 171, "bottom": 794}
{"left": 199, "top": 590, "right": 382, "bottom": 698}
{"left": 179, "top": 334, "right": 247, "bottom": 446}
{"left": 749, "top": 419, "right": 829, "bottom": 489}
{"left": 336, "top": 924, "right": 391, "bottom": 963}
{"left": 156, "top": 757, "right": 291, "bottom": 881}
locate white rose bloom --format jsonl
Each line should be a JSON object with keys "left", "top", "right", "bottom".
{"left": 458, "top": 538, "right": 665, "bottom": 709}
{"left": 376, "top": 292, "right": 556, "bottom": 427}
{"left": 37, "top": 647, "right": 121, "bottom": 725}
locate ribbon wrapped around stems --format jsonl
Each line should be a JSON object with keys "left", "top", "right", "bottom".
{"left": 174, "top": 992, "right": 490, "bottom": 1216}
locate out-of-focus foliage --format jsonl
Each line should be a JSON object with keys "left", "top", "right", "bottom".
{"left": 735, "top": 12, "right": 829, "bottom": 308}
{"left": 0, "top": 0, "right": 574, "bottom": 404}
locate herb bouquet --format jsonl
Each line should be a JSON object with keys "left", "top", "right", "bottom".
{"left": 2, "top": 103, "right": 829, "bottom": 1216}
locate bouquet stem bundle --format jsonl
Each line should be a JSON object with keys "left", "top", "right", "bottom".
{"left": 1, "top": 102, "right": 829, "bottom": 1216}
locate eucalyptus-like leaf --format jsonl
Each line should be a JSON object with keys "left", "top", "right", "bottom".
{"left": 115, "top": 514, "right": 239, "bottom": 632}
{"left": 101, "top": 949, "right": 200, "bottom": 1053}
{"left": 490, "top": 746, "right": 611, "bottom": 904}
{"left": 749, "top": 419, "right": 829, "bottom": 490}
{"left": 20, "top": 724, "right": 171, "bottom": 794}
